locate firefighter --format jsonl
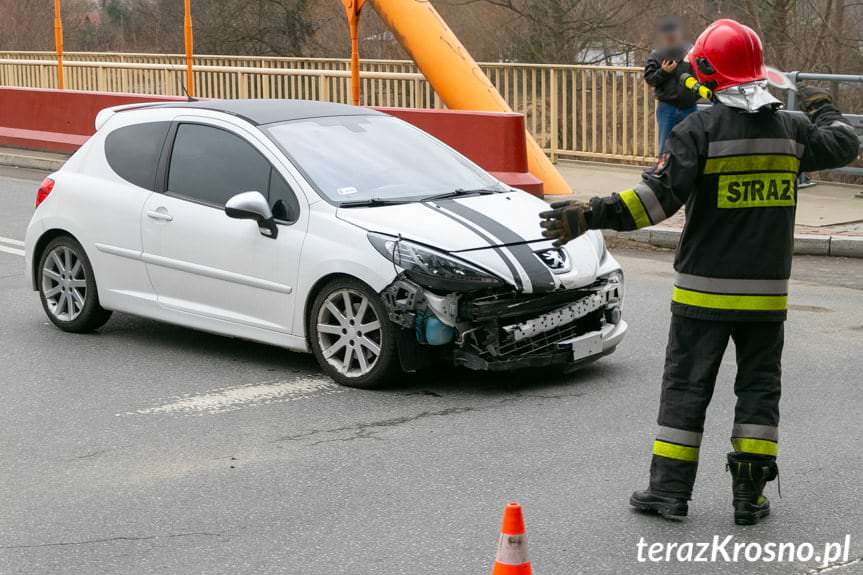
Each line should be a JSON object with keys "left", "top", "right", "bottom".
{"left": 540, "top": 19, "right": 859, "bottom": 525}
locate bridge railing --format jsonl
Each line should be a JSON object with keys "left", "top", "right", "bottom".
{"left": 0, "top": 51, "right": 659, "bottom": 164}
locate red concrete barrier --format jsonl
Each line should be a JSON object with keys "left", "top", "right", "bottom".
{"left": 0, "top": 87, "right": 184, "bottom": 153}
{"left": 0, "top": 87, "right": 542, "bottom": 195}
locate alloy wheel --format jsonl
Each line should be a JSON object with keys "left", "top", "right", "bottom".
{"left": 316, "top": 289, "right": 383, "bottom": 378}
{"left": 42, "top": 245, "right": 87, "bottom": 322}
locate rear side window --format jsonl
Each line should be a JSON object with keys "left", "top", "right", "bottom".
{"left": 105, "top": 121, "right": 171, "bottom": 191}
{"left": 167, "top": 123, "right": 271, "bottom": 207}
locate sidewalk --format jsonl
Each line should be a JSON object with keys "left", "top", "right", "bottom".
{"left": 551, "top": 160, "right": 863, "bottom": 258}
{"left": 0, "top": 147, "right": 69, "bottom": 172}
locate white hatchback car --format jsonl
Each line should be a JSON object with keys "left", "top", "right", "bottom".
{"left": 25, "top": 99, "right": 626, "bottom": 388}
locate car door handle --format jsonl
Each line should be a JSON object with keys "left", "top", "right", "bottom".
{"left": 146, "top": 209, "right": 173, "bottom": 222}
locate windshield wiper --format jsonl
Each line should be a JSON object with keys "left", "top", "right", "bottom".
{"left": 339, "top": 197, "right": 413, "bottom": 208}
{"left": 421, "top": 188, "right": 505, "bottom": 202}
{"left": 340, "top": 187, "right": 505, "bottom": 207}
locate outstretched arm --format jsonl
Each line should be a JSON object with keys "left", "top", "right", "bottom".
{"left": 540, "top": 117, "right": 703, "bottom": 245}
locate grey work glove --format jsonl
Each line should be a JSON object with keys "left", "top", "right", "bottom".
{"left": 539, "top": 199, "right": 591, "bottom": 247}
{"left": 797, "top": 84, "right": 833, "bottom": 116}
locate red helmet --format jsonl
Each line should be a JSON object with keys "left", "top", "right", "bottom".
{"left": 689, "top": 19, "right": 766, "bottom": 92}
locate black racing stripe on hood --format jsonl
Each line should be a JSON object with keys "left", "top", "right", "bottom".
{"left": 421, "top": 202, "right": 523, "bottom": 290}
{"left": 435, "top": 199, "right": 556, "bottom": 292}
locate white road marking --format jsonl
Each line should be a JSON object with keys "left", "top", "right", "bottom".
{"left": 0, "top": 244, "right": 25, "bottom": 257}
{"left": 805, "top": 557, "right": 863, "bottom": 574}
{"left": 0, "top": 236, "right": 25, "bottom": 256}
{"left": 125, "top": 376, "right": 349, "bottom": 416}
{"left": 0, "top": 236, "right": 25, "bottom": 247}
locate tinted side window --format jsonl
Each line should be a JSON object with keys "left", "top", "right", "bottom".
{"left": 167, "top": 124, "right": 271, "bottom": 207}
{"left": 105, "top": 121, "right": 171, "bottom": 191}
{"left": 269, "top": 168, "right": 299, "bottom": 223}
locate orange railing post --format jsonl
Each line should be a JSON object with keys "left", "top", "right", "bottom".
{"left": 53, "top": 0, "right": 64, "bottom": 89}
{"left": 342, "top": 0, "right": 366, "bottom": 106}
{"left": 184, "top": 0, "right": 194, "bottom": 97}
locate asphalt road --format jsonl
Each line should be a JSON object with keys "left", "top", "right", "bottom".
{"left": 1, "top": 166, "right": 862, "bottom": 575}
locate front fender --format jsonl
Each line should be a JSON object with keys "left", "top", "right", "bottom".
{"left": 292, "top": 211, "right": 397, "bottom": 336}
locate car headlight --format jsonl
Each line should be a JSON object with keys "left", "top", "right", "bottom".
{"left": 368, "top": 233, "right": 505, "bottom": 292}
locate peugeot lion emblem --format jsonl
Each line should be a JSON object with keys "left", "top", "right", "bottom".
{"left": 536, "top": 248, "right": 572, "bottom": 274}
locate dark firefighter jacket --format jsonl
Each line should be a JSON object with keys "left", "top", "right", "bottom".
{"left": 643, "top": 45, "right": 700, "bottom": 109}
{"left": 588, "top": 101, "right": 859, "bottom": 321}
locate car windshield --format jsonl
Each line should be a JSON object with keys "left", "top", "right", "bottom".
{"left": 265, "top": 115, "right": 505, "bottom": 204}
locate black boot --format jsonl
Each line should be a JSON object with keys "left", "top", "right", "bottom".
{"left": 726, "top": 452, "right": 778, "bottom": 525}
{"left": 630, "top": 490, "right": 689, "bottom": 518}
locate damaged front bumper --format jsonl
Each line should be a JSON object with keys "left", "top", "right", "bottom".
{"left": 381, "top": 273, "right": 627, "bottom": 372}
{"left": 456, "top": 320, "right": 628, "bottom": 371}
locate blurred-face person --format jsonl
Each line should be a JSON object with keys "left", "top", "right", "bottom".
{"left": 659, "top": 20, "right": 684, "bottom": 51}
{"left": 644, "top": 16, "right": 700, "bottom": 154}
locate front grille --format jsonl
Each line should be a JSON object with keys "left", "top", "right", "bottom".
{"left": 494, "top": 309, "right": 603, "bottom": 357}
{"left": 463, "top": 288, "right": 592, "bottom": 323}
{"left": 459, "top": 278, "right": 620, "bottom": 360}
{"left": 464, "top": 308, "right": 604, "bottom": 359}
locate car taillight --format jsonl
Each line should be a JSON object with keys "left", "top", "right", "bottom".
{"left": 36, "top": 178, "right": 55, "bottom": 207}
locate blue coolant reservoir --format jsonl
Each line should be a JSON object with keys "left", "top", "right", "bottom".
{"left": 418, "top": 315, "right": 455, "bottom": 346}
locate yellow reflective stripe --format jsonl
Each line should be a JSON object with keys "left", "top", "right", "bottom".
{"left": 673, "top": 287, "right": 788, "bottom": 311}
{"left": 653, "top": 440, "right": 699, "bottom": 462}
{"left": 619, "top": 189, "right": 652, "bottom": 229}
{"left": 717, "top": 173, "right": 796, "bottom": 209}
{"left": 732, "top": 438, "right": 778, "bottom": 456}
{"left": 704, "top": 154, "right": 800, "bottom": 174}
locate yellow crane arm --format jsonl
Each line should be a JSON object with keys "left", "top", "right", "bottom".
{"left": 362, "top": 0, "right": 571, "bottom": 196}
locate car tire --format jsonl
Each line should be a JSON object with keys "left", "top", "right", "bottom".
{"left": 37, "top": 236, "right": 112, "bottom": 333}
{"left": 308, "top": 277, "right": 400, "bottom": 389}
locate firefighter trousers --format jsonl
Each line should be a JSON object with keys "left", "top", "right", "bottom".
{"left": 649, "top": 315, "right": 783, "bottom": 498}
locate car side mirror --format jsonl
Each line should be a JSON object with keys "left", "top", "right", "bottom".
{"left": 225, "top": 191, "right": 278, "bottom": 239}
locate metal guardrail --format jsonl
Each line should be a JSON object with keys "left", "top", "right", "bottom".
{"left": 0, "top": 51, "right": 660, "bottom": 164}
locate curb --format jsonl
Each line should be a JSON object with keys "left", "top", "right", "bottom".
{"left": 0, "top": 152, "right": 67, "bottom": 172}
{"left": 603, "top": 227, "right": 863, "bottom": 259}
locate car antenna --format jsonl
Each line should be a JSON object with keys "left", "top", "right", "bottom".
{"left": 180, "top": 81, "right": 198, "bottom": 102}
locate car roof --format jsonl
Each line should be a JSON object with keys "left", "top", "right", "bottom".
{"left": 142, "top": 99, "right": 385, "bottom": 126}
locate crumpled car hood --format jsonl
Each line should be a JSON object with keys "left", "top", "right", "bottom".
{"left": 337, "top": 191, "right": 546, "bottom": 250}
{"left": 337, "top": 192, "right": 605, "bottom": 292}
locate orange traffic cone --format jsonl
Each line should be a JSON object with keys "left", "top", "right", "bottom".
{"left": 492, "top": 502, "right": 532, "bottom": 575}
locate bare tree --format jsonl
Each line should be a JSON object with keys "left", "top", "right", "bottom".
{"left": 442, "top": 0, "right": 656, "bottom": 63}
{"left": 192, "top": 0, "right": 317, "bottom": 56}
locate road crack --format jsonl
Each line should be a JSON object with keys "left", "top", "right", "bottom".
{"left": 276, "top": 406, "right": 478, "bottom": 445}
{"left": 0, "top": 532, "right": 225, "bottom": 551}
{"left": 0, "top": 536, "right": 156, "bottom": 550}
{"left": 66, "top": 449, "right": 111, "bottom": 461}
{"left": 275, "top": 390, "right": 585, "bottom": 446}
